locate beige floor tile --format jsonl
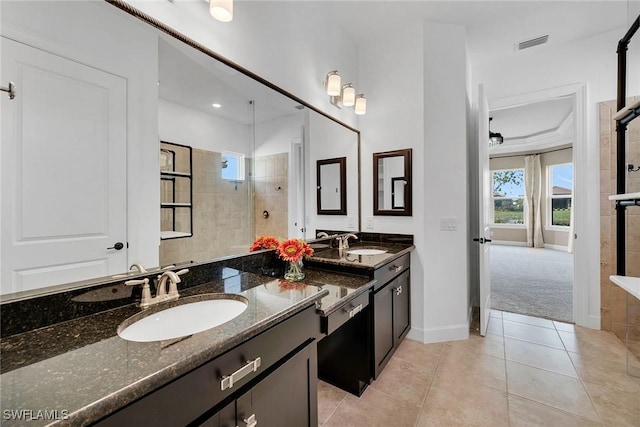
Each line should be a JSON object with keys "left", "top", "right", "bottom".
{"left": 503, "top": 320, "right": 564, "bottom": 349}
{"left": 506, "top": 361, "right": 600, "bottom": 421}
{"left": 392, "top": 338, "right": 445, "bottom": 371}
{"left": 505, "top": 337, "right": 578, "bottom": 377}
{"left": 508, "top": 395, "right": 603, "bottom": 427}
{"left": 558, "top": 329, "right": 627, "bottom": 362}
{"left": 583, "top": 381, "right": 640, "bottom": 427}
{"left": 569, "top": 351, "right": 640, "bottom": 394}
{"left": 490, "top": 309, "right": 503, "bottom": 319}
{"left": 554, "top": 320, "right": 577, "bottom": 333}
{"left": 503, "top": 311, "right": 555, "bottom": 329}
{"left": 487, "top": 316, "right": 503, "bottom": 336}
{"left": 436, "top": 349, "right": 506, "bottom": 391}
{"left": 369, "top": 355, "right": 434, "bottom": 407}
{"left": 318, "top": 381, "right": 346, "bottom": 425}
{"left": 416, "top": 382, "right": 509, "bottom": 426}
{"left": 446, "top": 333, "right": 505, "bottom": 359}
{"left": 323, "top": 387, "right": 420, "bottom": 427}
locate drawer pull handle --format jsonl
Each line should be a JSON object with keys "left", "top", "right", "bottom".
{"left": 348, "top": 303, "right": 363, "bottom": 318}
{"left": 243, "top": 414, "right": 257, "bottom": 427}
{"left": 220, "top": 357, "right": 261, "bottom": 391}
{"left": 390, "top": 264, "right": 402, "bottom": 273}
{"left": 395, "top": 285, "right": 403, "bottom": 296}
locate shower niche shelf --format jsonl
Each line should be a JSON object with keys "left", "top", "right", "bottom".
{"left": 160, "top": 141, "right": 193, "bottom": 240}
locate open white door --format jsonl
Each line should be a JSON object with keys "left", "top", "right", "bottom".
{"left": 1, "top": 38, "right": 128, "bottom": 294}
{"left": 477, "top": 84, "right": 492, "bottom": 336}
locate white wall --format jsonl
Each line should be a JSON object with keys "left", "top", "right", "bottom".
{"left": 159, "top": 99, "right": 251, "bottom": 155}
{"left": 254, "top": 113, "right": 303, "bottom": 158}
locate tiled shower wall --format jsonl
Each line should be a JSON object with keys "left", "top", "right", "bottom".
{"left": 599, "top": 98, "right": 640, "bottom": 359}
{"left": 160, "top": 148, "right": 252, "bottom": 266}
{"left": 253, "top": 153, "right": 288, "bottom": 239}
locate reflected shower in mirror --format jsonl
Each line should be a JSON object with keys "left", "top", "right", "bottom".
{"left": 316, "top": 157, "right": 347, "bottom": 215}
{"left": 0, "top": 0, "right": 359, "bottom": 299}
{"left": 373, "top": 148, "right": 412, "bottom": 216}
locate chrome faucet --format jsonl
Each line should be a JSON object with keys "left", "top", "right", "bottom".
{"left": 129, "top": 263, "right": 147, "bottom": 273}
{"left": 317, "top": 232, "right": 329, "bottom": 238}
{"left": 341, "top": 233, "right": 358, "bottom": 249}
{"left": 125, "top": 268, "right": 189, "bottom": 309}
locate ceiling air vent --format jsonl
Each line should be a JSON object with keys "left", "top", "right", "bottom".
{"left": 518, "top": 35, "right": 549, "bottom": 51}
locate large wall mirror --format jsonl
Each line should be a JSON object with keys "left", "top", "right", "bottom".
{"left": 0, "top": 0, "right": 359, "bottom": 299}
{"left": 373, "top": 149, "right": 413, "bottom": 216}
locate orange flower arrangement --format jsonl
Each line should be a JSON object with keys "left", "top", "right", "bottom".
{"left": 276, "top": 238, "right": 314, "bottom": 263}
{"left": 249, "top": 236, "right": 280, "bottom": 252}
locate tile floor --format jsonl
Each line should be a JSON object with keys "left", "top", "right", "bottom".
{"left": 318, "top": 310, "right": 640, "bottom": 426}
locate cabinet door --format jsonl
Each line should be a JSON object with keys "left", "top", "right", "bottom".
{"left": 236, "top": 344, "right": 316, "bottom": 427}
{"left": 373, "top": 281, "right": 394, "bottom": 378}
{"left": 393, "top": 270, "right": 411, "bottom": 343}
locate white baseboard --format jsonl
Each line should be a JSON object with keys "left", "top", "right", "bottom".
{"left": 544, "top": 243, "right": 569, "bottom": 252}
{"left": 492, "top": 240, "right": 527, "bottom": 247}
{"left": 408, "top": 324, "right": 469, "bottom": 344}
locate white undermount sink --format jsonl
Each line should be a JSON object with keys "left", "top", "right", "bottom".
{"left": 346, "top": 248, "right": 388, "bottom": 256}
{"left": 118, "top": 294, "right": 248, "bottom": 342}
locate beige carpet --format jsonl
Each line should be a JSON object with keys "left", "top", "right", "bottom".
{"left": 490, "top": 245, "right": 573, "bottom": 322}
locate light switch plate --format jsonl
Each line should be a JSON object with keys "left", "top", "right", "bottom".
{"left": 440, "top": 217, "right": 457, "bottom": 231}
{"left": 365, "top": 217, "right": 374, "bottom": 230}
{"left": 347, "top": 217, "right": 356, "bottom": 229}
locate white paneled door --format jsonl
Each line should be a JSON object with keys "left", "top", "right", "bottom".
{"left": 477, "top": 84, "right": 492, "bottom": 336}
{"left": 1, "top": 38, "right": 128, "bottom": 294}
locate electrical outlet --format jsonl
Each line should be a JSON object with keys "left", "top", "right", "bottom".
{"left": 365, "top": 217, "right": 374, "bottom": 230}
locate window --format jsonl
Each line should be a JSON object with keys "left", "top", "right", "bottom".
{"left": 548, "top": 163, "right": 573, "bottom": 227}
{"left": 492, "top": 169, "right": 525, "bottom": 225}
{"left": 221, "top": 152, "right": 245, "bottom": 181}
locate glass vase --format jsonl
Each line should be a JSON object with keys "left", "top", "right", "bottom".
{"left": 284, "top": 259, "right": 305, "bottom": 282}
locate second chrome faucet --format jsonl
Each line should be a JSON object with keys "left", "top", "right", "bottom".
{"left": 125, "top": 268, "right": 189, "bottom": 309}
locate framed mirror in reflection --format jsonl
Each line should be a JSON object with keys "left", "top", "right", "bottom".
{"left": 316, "top": 157, "right": 347, "bottom": 215}
{"left": 0, "top": 0, "right": 359, "bottom": 299}
{"left": 373, "top": 149, "right": 413, "bottom": 216}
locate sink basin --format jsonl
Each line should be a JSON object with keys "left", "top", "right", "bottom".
{"left": 347, "top": 248, "right": 388, "bottom": 256}
{"left": 118, "top": 294, "right": 248, "bottom": 342}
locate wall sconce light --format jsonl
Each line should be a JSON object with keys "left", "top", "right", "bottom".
{"left": 325, "top": 71, "right": 341, "bottom": 96}
{"left": 342, "top": 84, "right": 355, "bottom": 107}
{"left": 210, "top": 0, "right": 233, "bottom": 22}
{"left": 325, "top": 71, "right": 366, "bottom": 115}
{"left": 354, "top": 94, "right": 366, "bottom": 115}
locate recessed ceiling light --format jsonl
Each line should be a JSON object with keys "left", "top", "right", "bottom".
{"left": 212, "top": 103, "right": 222, "bottom": 108}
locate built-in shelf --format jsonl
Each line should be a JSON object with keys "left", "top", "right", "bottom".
{"left": 161, "top": 202, "right": 192, "bottom": 208}
{"left": 613, "top": 98, "right": 640, "bottom": 122}
{"left": 608, "top": 192, "right": 640, "bottom": 201}
{"left": 160, "top": 231, "right": 193, "bottom": 239}
{"left": 161, "top": 171, "right": 192, "bottom": 178}
{"left": 610, "top": 275, "right": 640, "bottom": 300}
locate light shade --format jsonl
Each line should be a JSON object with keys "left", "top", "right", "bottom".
{"left": 326, "top": 71, "right": 341, "bottom": 96}
{"left": 354, "top": 94, "right": 366, "bottom": 115}
{"left": 210, "top": 0, "right": 233, "bottom": 22}
{"left": 342, "top": 84, "right": 355, "bottom": 107}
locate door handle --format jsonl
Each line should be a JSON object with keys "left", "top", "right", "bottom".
{"left": 107, "top": 242, "right": 125, "bottom": 250}
{"left": 472, "top": 238, "right": 492, "bottom": 244}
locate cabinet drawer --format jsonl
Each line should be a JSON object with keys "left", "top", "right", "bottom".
{"left": 96, "top": 305, "right": 318, "bottom": 427}
{"left": 373, "top": 253, "right": 410, "bottom": 291}
{"left": 321, "top": 290, "right": 370, "bottom": 335}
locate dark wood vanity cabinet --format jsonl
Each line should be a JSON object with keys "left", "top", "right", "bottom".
{"left": 202, "top": 343, "right": 316, "bottom": 427}
{"left": 94, "top": 305, "right": 319, "bottom": 427}
{"left": 372, "top": 254, "right": 410, "bottom": 379}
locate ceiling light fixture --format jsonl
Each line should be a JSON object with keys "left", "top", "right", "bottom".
{"left": 210, "top": 0, "right": 233, "bottom": 22}
{"left": 212, "top": 103, "right": 222, "bottom": 108}
{"left": 489, "top": 117, "right": 503, "bottom": 147}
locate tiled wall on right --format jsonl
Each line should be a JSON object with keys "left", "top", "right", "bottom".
{"left": 599, "top": 97, "right": 640, "bottom": 367}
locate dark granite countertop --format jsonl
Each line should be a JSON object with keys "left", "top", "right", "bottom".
{"left": 0, "top": 266, "right": 377, "bottom": 426}
{"left": 307, "top": 241, "right": 414, "bottom": 272}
